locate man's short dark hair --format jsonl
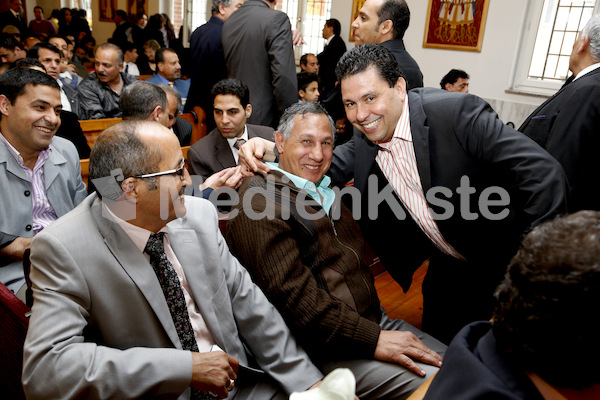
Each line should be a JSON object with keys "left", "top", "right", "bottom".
{"left": 27, "top": 42, "right": 61, "bottom": 59}
{"left": 0, "top": 32, "right": 21, "bottom": 51}
{"left": 0, "top": 68, "right": 59, "bottom": 121}
{"left": 440, "top": 69, "right": 470, "bottom": 89}
{"left": 121, "top": 81, "right": 168, "bottom": 120}
{"left": 155, "top": 47, "right": 176, "bottom": 65}
{"left": 377, "top": 0, "right": 410, "bottom": 40}
{"left": 336, "top": 44, "right": 405, "bottom": 88}
{"left": 121, "top": 41, "right": 137, "bottom": 53}
{"left": 115, "top": 10, "right": 129, "bottom": 21}
{"left": 12, "top": 57, "right": 45, "bottom": 71}
{"left": 493, "top": 210, "right": 600, "bottom": 389}
{"left": 34, "top": 5, "right": 44, "bottom": 13}
{"left": 89, "top": 120, "right": 163, "bottom": 196}
{"left": 299, "top": 53, "right": 315, "bottom": 68}
{"left": 297, "top": 71, "right": 319, "bottom": 92}
{"left": 326, "top": 19, "right": 341, "bottom": 36}
{"left": 211, "top": 78, "right": 250, "bottom": 108}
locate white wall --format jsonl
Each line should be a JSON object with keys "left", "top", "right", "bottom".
{"left": 329, "top": 0, "right": 545, "bottom": 126}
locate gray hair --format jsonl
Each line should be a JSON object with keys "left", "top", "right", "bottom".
{"left": 121, "top": 81, "right": 168, "bottom": 120}
{"left": 158, "top": 83, "right": 182, "bottom": 115}
{"left": 96, "top": 42, "right": 124, "bottom": 65}
{"left": 211, "top": 0, "right": 235, "bottom": 14}
{"left": 277, "top": 101, "right": 335, "bottom": 142}
{"left": 89, "top": 120, "right": 163, "bottom": 194}
{"left": 582, "top": 14, "right": 600, "bottom": 62}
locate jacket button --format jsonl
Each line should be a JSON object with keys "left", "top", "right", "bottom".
{"left": 25, "top": 224, "right": 32, "bottom": 231}
{"left": 24, "top": 190, "right": 31, "bottom": 196}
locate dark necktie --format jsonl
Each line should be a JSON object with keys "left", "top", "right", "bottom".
{"left": 125, "top": 64, "right": 129, "bottom": 74}
{"left": 144, "top": 233, "right": 212, "bottom": 400}
{"left": 233, "top": 138, "right": 246, "bottom": 150}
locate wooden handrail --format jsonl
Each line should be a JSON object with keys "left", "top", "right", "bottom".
{"left": 79, "top": 117, "right": 122, "bottom": 150}
{"left": 179, "top": 106, "right": 208, "bottom": 145}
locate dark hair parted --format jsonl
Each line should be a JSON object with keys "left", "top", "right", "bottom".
{"left": 120, "top": 81, "right": 168, "bottom": 120}
{"left": 493, "top": 210, "right": 600, "bottom": 389}
{"left": 335, "top": 44, "right": 405, "bottom": 87}
{"left": 211, "top": 78, "right": 250, "bottom": 108}
{"left": 326, "top": 19, "right": 341, "bottom": 36}
{"left": 377, "top": 0, "right": 410, "bottom": 40}
{"left": 440, "top": 69, "right": 470, "bottom": 89}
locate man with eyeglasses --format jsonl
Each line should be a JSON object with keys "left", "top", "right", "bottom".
{"left": 23, "top": 119, "right": 325, "bottom": 399}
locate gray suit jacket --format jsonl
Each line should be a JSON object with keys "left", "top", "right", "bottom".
{"left": 0, "top": 136, "right": 87, "bottom": 292}
{"left": 23, "top": 195, "right": 322, "bottom": 399}
{"left": 222, "top": 0, "right": 298, "bottom": 128}
{"left": 187, "top": 124, "right": 274, "bottom": 179}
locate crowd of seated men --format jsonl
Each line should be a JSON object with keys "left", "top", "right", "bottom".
{"left": 1, "top": 1, "right": 600, "bottom": 399}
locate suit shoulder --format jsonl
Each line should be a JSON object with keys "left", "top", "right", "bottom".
{"left": 247, "top": 124, "right": 275, "bottom": 140}
{"left": 51, "top": 135, "right": 80, "bottom": 160}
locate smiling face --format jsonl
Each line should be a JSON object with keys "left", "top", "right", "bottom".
{"left": 341, "top": 65, "right": 406, "bottom": 143}
{"left": 0, "top": 83, "right": 62, "bottom": 158}
{"left": 276, "top": 113, "right": 333, "bottom": 183}
{"left": 213, "top": 94, "right": 251, "bottom": 139}
{"left": 351, "top": 0, "right": 385, "bottom": 45}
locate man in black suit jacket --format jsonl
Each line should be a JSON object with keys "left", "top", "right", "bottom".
{"left": 188, "top": 79, "right": 274, "bottom": 180}
{"left": 0, "top": 0, "right": 27, "bottom": 36}
{"left": 519, "top": 14, "right": 600, "bottom": 213}
{"left": 240, "top": 45, "right": 568, "bottom": 344}
{"left": 318, "top": 19, "right": 346, "bottom": 99}
{"left": 351, "top": 0, "right": 423, "bottom": 90}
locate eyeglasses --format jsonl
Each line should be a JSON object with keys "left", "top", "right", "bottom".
{"left": 134, "top": 159, "right": 185, "bottom": 181}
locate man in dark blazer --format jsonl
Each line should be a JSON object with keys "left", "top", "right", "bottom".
{"left": 185, "top": 0, "right": 243, "bottom": 132}
{"left": 188, "top": 79, "right": 274, "bottom": 180}
{"left": 222, "top": 0, "right": 298, "bottom": 129}
{"left": 0, "top": 0, "right": 27, "bottom": 36}
{"left": 519, "top": 14, "right": 600, "bottom": 213}
{"left": 318, "top": 19, "right": 347, "bottom": 99}
{"left": 240, "top": 45, "right": 568, "bottom": 344}
{"left": 351, "top": 0, "right": 423, "bottom": 90}
{"left": 23, "top": 120, "right": 324, "bottom": 399}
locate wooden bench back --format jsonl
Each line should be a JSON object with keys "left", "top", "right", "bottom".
{"left": 79, "top": 117, "right": 122, "bottom": 150}
{"left": 179, "top": 106, "right": 208, "bottom": 145}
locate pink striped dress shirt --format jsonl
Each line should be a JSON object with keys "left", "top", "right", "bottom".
{"left": 375, "top": 99, "right": 464, "bottom": 260}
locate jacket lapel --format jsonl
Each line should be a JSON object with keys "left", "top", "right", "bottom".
{"left": 407, "top": 92, "right": 432, "bottom": 193}
{"left": 215, "top": 135, "right": 235, "bottom": 169}
{"left": 91, "top": 199, "right": 184, "bottom": 349}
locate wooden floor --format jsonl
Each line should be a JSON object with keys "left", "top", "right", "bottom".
{"left": 374, "top": 260, "right": 428, "bottom": 329}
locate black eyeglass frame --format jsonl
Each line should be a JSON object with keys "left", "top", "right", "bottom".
{"left": 133, "top": 159, "right": 185, "bottom": 180}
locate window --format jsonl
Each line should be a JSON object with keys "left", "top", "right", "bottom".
{"left": 511, "top": 0, "right": 599, "bottom": 96}
{"left": 277, "top": 0, "right": 332, "bottom": 60}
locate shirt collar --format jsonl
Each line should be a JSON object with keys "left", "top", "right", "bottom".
{"left": 266, "top": 162, "right": 335, "bottom": 214}
{"left": 326, "top": 35, "right": 335, "bottom": 45}
{"left": 157, "top": 73, "right": 171, "bottom": 85}
{"left": 226, "top": 125, "right": 249, "bottom": 147}
{"left": 0, "top": 130, "right": 53, "bottom": 168}
{"left": 574, "top": 62, "right": 600, "bottom": 81}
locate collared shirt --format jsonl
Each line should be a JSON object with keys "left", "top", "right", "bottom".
{"left": 574, "top": 62, "right": 600, "bottom": 81}
{"left": 155, "top": 73, "right": 172, "bottom": 86}
{"left": 0, "top": 132, "right": 57, "bottom": 234}
{"left": 266, "top": 162, "right": 335, "bottom": 214}
{"left": 325, "top": 35, "right": 334, "bottom": 46}
{"left": 226, "top": 126, "right": 249, "bottom": 164}
{"left": 56, "top": 79, "right": 72, "bottom": 112}
{"left": 104, "top": 204, "right": 217, "bottom": 353}
{"left": 375, "top": 98, "right": 464, "bottom": 260}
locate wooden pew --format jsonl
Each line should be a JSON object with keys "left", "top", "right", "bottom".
{"left": 179, "top": 106, "right": 208, "bottom": 145}
{"left": 79, "top": 117, "right": 122, "bottom": 150}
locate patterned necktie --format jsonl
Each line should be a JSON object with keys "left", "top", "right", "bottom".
{"left": 169, "top": 81, "right": 174, "bottom": 88}
{"left": 233, "top": 138, "right": 246, "bottom": 150}
{"left": 144, "top": 233, "right": 212, "bottom": 400}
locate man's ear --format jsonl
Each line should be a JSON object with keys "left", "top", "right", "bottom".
{"left": 121, "top": 177, "right": 138, "bottom": 201}
{"left": 151, "top": 106, "right": 162, "bottom": 122}
{"left": 245, "top": 104, "right": 252, "bottom": 118}
{"left": 380, "top": 20, "right": 393, "bottom": 36}
{"left": 274, "top": 131, "right": 285, "bottom": 154}
{"left": 0, "top": 95, "right": 10, "bottom": 117}
{"left": 578, "top": 35, "right": 590, "bottom": 55}
{"left": 298, "top": 89, "right": 306, "bottom": 101}
{"left": 394, "top": 76, "right": 407, "bottom": 101}
{"left": 444, "top": 82, "right": 453, "bottom": 91}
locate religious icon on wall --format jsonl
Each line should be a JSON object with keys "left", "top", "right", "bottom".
{"left": 423, "top": 0, "right": 489, "bottom": 51}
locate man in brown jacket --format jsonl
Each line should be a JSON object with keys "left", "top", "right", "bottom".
{"left": 226, "top": 102, "right": 445, "bottom": 400}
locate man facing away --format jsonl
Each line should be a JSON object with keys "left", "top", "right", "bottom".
{"left": 0, "top": 68, "right": 86, "bottom": 301}
{"left": 226, "top": 101, "right": 445, "bottom": 400}
{"left": 22, "top": 119, "right": 324, "bottom": 399}
{"left": 238, "top": 45, "right": 568, "bottom": 344}
{"left": 187, "top": 78, "right": 274, "bottom": 180}
{"left": 147, "top": 48, "right": 191, "bottom": 101}
{"left": 519, "top": 14, "right": 600, "bottom": 213}
{"left": 77, "top": 42, "right": 139, "bottom": 119}
{"left": 222, "top": 0, "right": 299, "bottom": 128}
{"left": 317, "top": 18, "right": 347, "bottom": 98}
{"left": 440, "top": 69, "right": 470, "bottom": 93}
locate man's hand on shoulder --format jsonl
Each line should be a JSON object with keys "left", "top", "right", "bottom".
{"left": 374, "top": 330, "right": 443, "bottom": 376}
{"left": 191, "top": 351, "right": 239, "bottom": 399}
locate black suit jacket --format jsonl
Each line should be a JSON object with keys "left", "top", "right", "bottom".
{"left": 172, "top": 117, "right": 192, "bottom": 146}
{"left": 55, "top": 110, "right": 91, "bottom": 159}
{"left": 380, "top": 39, "right": 423, "bottom": 90}
{"left": 187, "top": 124, "right": 274, "bottom": 179}
{"left": 0, "top": 10, "right": 27, "bottom": 35}
{"left": 317, "top": 35, "right": 347, "bottom": 98}
{"left": 328, "top": 88, "right": 568, "bottom": 289}
{"left": 519, "top": 67, "right": 600, "bottom": 212}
